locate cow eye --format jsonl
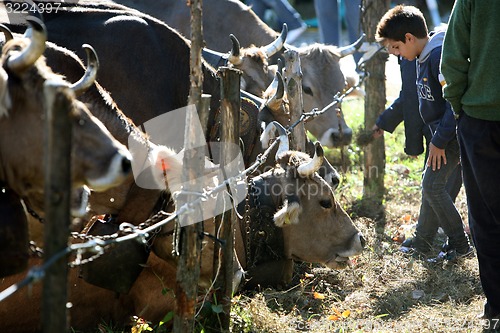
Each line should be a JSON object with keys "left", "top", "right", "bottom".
{"left": 319, "top": 199, "right": 332, "bottom": 209}
{"left": 302, "top": 85, "right": 313, "bottom": 96}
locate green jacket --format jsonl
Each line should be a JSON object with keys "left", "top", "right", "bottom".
{"left": 441, "top": 0, "right": 500, "bottom": 121}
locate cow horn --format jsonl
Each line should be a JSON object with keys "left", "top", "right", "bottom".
{"left": 265, "top": 71, "right": 285, "bottom": 109}
{"left": 297, "top": 142, "right": 324, "bottom": 177}
{"left": 337, "top": 33, "right": 366, "bottom": 58}
{"left": 273, "top": 121, "right": 289, "bottom": 160}
{"left": 261, "top": 120, "right": 288, "bottom": 151}
{"left": 7, "top": 17, "right": 46, "bottom": 73}
{"left": 0, "top": 24, "right": 13, "bottom": 42}
{"left": 262, "top": 23, "right": 287, "bottom": 58}
{"left": 228, "top": 34, "right": 242, "bottom": 65}
{"left": 70, "top": 44, "right": 99, "bottom": 96}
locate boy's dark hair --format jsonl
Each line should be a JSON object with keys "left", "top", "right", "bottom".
{"left": 376, "top": 5, "right": 428, "bottom": 43}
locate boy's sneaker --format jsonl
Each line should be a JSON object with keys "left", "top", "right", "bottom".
{"left": 427, "top": 246, "right": 474, "bottom": 263}
{"left": 399, "top": 237, "right": 432, "bottom": 257}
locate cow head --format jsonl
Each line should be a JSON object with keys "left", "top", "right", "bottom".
{"left": 227, "top": 25, "right": 286, "bottom": 95}
{"left": 298, "top": 42, "right": 361, "bottom": 148}
{"left": 267, "top": 141, "right": 363, "bottom": 262}
{"left": 238, "top": 138, "right": 364, "bottom": 288}
{"left": 227, "top": 30, "right": 364, "bottom": 148}
{"left": 0, "top": 19, "right": 132, "bottom": 215}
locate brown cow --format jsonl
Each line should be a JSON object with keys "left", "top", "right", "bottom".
{"left": 0, "top": 18, "right": 132, "bottom": 218}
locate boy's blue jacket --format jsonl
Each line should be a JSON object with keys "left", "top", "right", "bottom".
{"left": 376, "top": 58, "right": 431, "bottom": 156}
{"left": 417, "top": 29, "right": 456, "bottom": 149}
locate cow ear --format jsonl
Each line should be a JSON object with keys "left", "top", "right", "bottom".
{"left": 0, "top": 68, "right": 12, "bottom": 118}
{"left": 274, "top": 195, "right": 302, "bottom": 227}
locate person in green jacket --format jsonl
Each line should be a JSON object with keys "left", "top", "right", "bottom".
{"left": 441, "top": 0, "right": 500, "bottom": 327}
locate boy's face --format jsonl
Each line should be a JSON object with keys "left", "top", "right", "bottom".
{"left": 384, "top": 33, "right": 420, "bottom": 61}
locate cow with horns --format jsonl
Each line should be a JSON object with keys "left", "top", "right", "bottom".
{"left": 105, "top": 0, "right": 363, "bottom": 147}
{"left": 0, "top": 18, "right": 132, "bottom": 212}
{"left": 0, "top": 18, "right": 133, "bottom": 277}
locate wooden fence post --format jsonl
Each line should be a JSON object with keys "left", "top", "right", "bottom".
{"left": 283, "top": 50, "right": 306, "bottom": 152}
{"left": 215, "top": 66, "right": 241, "bottom": 332}
{"left": 173, "top": 0, "right": 204, "bottom": 331}
{"left": 42, "top": 82, "right": 72, "bottom": 333}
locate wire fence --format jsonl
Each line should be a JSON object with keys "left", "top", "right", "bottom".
{"left": 0, "top": 63, "right": 370, "bottom": 304}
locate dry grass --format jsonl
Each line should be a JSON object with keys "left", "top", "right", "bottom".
{"left": 230, "top": 183, "right": 484, "bottom": 333}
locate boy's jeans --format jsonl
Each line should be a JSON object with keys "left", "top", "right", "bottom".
{"left": 414, "top": 137, "right": 469, "bottom": 252}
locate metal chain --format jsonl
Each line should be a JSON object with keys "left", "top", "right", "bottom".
{"left": 70, "top": 210, "right": 172, "bottom": 242}
{"left": 244, "top": 177, "right": 262, "bottom": 270}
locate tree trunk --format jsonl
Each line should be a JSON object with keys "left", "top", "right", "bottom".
{"left": 360, "top": 0, "right": 389, "bottom": 217}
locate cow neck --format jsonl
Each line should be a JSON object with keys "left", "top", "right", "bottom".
{"left": 207, "top": 96, "right": 261, "bottom": 167}
{"left": 240, "top": 175, "right": 286, "bottom": 272}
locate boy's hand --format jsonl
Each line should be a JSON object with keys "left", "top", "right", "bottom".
{"left": 427, "top": 143, "right": 447, "bottom": 171}
{"left": 372, "top": 125, "right": 384, "bottom": 139}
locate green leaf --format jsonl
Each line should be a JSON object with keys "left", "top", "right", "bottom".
{"left": 211, "top": 304, "right": 224, "bottom": 314}
{"left": 159, "top": 311, "right": 174, "bottom": 326}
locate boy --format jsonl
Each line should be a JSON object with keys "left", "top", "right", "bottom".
{"left": 375, "top": 5, "right": 471, "bottom": 260}
{"left": 372, "top": 56, "right": 463, "bottom": 255}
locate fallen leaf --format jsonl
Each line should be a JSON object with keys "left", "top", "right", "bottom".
{"left": 328, "top": 314, "right": 340, "bottom": 321}
{"left": 313, "top": 292, "right": 325, "bottom": 299}
{"left": 331, "top": 306, "right": 342, "bottom": 316}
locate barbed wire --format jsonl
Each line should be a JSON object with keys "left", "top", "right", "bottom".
{"left": 0, "top": 69, "right": 369, "bottom": 303}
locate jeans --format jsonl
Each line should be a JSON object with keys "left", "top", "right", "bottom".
{"left": 457, "top": 113, "right": 500, "bottom": 318}
{"left": 247, "top": 0, "right": 304, "bottom": 31}
{"left": 414, "top": 136, "right": 469, "bottom": 252}
{"left": 313, "top": 0, "right": 362, "bottom": 63}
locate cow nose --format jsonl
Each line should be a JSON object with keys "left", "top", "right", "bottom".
{"left": 332, "top": 130, "right": 353, "bottom": 147}
{"left": 331, "top": 176, "right": 340, "bottom": 190}
{"left": 121, "top": 155, "right": 132, "bottom": 175}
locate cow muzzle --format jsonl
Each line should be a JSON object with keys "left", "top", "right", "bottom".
{"left": 324, "top": 232, "right": 365, "bottom": 269}
{"left": 319, "top": 127, "right": 353, "bottom": 148}
{"left": 87, "top": 148, "right": 132, "bottom": 192}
